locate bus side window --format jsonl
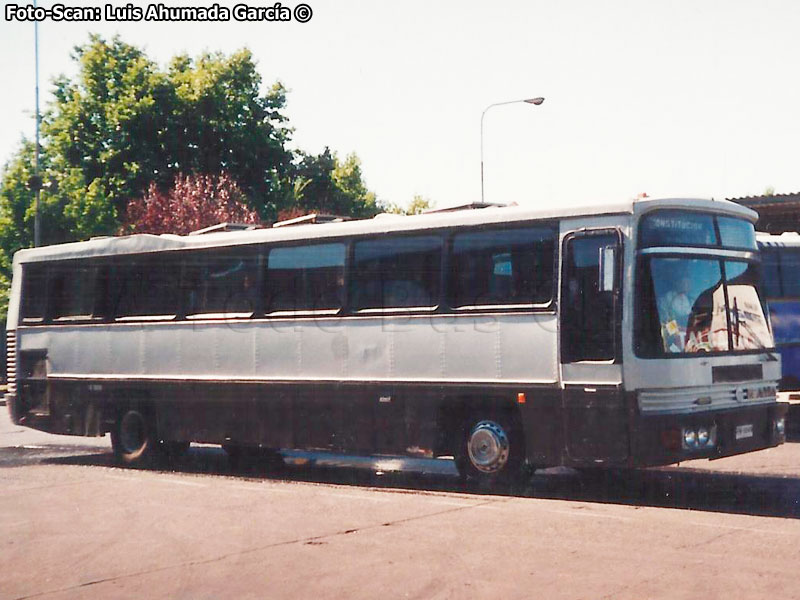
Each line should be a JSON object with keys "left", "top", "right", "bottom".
{"left": 266, "top": 243, "right": 346, "bottom": 313}
{"left": 185, "top": 251, "right": 259, "bottom": 316}
{"left": 449, "top": 226, "right": 555, "bottom": 308}
{"left": 21, "top": 264, "right": 48, "bottom": 322}
{"left": 780, "top": 249, "right": 800, "bottom": 298}
{"left": 760, "top": 248, "right": 782, "bottom": 299}
{"left": 112, "top": 256, "right": 182, "bottom": 319}
{"left": 350, "top": 236, "right": 441, "bottom": 310}
{"left": 49, "top": 262, "right": 98, "bottom": 320}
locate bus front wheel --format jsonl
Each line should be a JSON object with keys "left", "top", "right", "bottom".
{"left": 111, "top": 408, "right": 159, "bottom": 465}
{"left": 455, "top": 411, "right": 525, "bottom": 486}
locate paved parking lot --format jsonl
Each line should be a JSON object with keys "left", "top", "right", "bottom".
{"left": 3, "top": 408, "right": 800, "bottom": 600}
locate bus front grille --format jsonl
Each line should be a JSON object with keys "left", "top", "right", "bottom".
{"left": 638, "top": 383, "right": 778, "bottom": 414}
{"left": 6, "top": 330, "right": 15, "bottom": 395}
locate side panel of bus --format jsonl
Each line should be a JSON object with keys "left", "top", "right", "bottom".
{"left": 10, "top": 260, "right": 566, "bottom": 465}
{"left": 760, "top": 244, "right": 800, "bottom": 390}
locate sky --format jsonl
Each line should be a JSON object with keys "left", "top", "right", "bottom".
{"left": 1, "top": 0, "right": 799, "bottom": 211}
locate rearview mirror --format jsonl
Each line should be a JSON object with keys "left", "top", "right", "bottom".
{"left": 598, "top": 245, "right": 616, "bottom": 292}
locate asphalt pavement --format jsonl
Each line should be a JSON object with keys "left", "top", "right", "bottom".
{"left": 3, "top": 406, "right": 800, "bottom": 599}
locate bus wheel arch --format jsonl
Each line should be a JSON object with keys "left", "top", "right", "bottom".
{"left": 110, "top": 400, "right": 160, "bottom": 465}
{"left": 440, "top": 396, "right": 527, "bottom": 484}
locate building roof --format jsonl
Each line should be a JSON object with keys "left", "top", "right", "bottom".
{"left": 730, "top": 192, "right": 800, "bottom": 234}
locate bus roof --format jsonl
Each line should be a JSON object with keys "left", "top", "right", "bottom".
{"left": 14, "top": 196, "right": 756, "bottom": 264}
{"left": 757, "top": 231, "right": 800, "bottom": 247}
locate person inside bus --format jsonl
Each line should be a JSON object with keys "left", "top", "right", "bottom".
{"left": 658, "top": 275, "right": 693, "bottom": 352}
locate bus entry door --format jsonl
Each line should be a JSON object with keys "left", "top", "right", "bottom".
{"left": 559, "top": 230, "right": 628, "bottom": 464}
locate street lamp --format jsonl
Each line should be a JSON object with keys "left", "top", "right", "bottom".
{"left": 480, "top": 97, "right": 544, "bottom": 203}
{"left": 33, "top": 0, "right": 41, "bottom": 247}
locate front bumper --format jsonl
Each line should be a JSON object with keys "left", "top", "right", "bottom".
{"left": 631, "top": 402, "right": 788, "bottom": 467}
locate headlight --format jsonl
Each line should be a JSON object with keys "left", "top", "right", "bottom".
{"left": 776, "top": 417, "right": 786, "bottom": 435}
{"left": 697, "top": 427, "right": 710, "bottom": 446}
{"left": 683, "top": 428, "right": 697, "bottom": 448}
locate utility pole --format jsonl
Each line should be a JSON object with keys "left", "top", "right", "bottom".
{"left": 33, "top": 0, "right": 41, "bottom": 247}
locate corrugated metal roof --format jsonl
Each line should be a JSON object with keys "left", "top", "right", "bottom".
{"left": 729, "top": 192, "right": 800, "bottom": 208}
{"left": 730, "top": 192, "right": 800, "bottom": 234}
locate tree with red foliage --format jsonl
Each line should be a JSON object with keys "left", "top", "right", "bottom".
{"left": 123, "top": 172, "right": 261, "bottom": 235}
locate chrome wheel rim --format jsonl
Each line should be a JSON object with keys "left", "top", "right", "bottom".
{"left": 119, "top": 411, "right": 147, "bottom": 454}
{"left": 467, "top": 420, "right": 510, "bottom": 473}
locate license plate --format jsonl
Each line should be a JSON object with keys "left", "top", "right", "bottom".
{"left": 735, "top": 424, "right": 754, "bottom": 440}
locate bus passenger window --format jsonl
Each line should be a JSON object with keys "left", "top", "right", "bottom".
{"left": 759, "top": 248, "right": 781, "bottom": 299}
{"left": 49, "top": 263, "right": 98, "bottom": 320}
{"left": 350, "top": 236, "right": 441, "bottom": 310}
{"left": 185, "top": 252, "right": 259, "bottom": 317}
{"left": 21, "top": 264, "right": 47, "bottom": 322}
{"left": 266, "top": 243, "right": 345, "bottom": 313}
{"left": 111, "top": 257, "right": 181, "bottom": 319}
{"left": 780, "top": 249, "right": 800, "bottom": 298}
{"left": 449, "top": 227, "right": 555, "bottom": 308}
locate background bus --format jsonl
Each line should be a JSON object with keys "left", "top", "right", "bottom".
{"left": 5, "top": 198, "right": 786, "bottom": 482}
{"left": 757, "top": 233, "right": 800, "bottom": 392}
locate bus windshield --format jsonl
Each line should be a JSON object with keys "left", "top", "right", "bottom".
{"left": 638, "top": 257, "right": 773, "bottom": 355}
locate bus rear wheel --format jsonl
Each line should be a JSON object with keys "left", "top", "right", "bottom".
{"left": 111, "top": 408, "right": 159, "bottom": 465}
{"left": 455, "top": 411, "right": 525, "bottom": 486}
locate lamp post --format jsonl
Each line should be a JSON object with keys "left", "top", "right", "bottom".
{"left": 33, "top": 0, "right": 41, "bottom": 247}
{"left": 480, "top": 96, "right": 544, "bottom": 203}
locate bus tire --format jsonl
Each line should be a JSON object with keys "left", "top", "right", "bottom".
{"left": 455, "top": 409, "right": 525, "bottom": 486}
{"left": 111, "top": 407, "right": 160, "bottom": 465}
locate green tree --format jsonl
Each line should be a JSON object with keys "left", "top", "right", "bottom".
{"left": 0, "top": 35, "right": 383, "bottom": 320}
{"left": 44, "top": 35, "right": 161, "bottom": 231}
{"left": 0, "top": 142, "right": 76, "bottom": 251}
{"left": 5, "top": 34, "right": 293, "bottom": 245}
{"left": 381, "top": 194, "right": 434, "bottom": 215}
{"left": 286, "top": 148, "right": 379, "bottom": 219}
{"left": 406, "top": 194, "right": 433, "bottom": 215}
{"left": 164, "top": 49, "right": 292, "bottom": 218}
{"left": 331, "top": 153, "right": 380, "bottom": 218}
{"left": 0, "top": 142, "right": 63, "bottom": 321}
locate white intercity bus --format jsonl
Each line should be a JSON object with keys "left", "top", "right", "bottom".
{"left": 5, "top": 197, "right": 787, "bottom": 482}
